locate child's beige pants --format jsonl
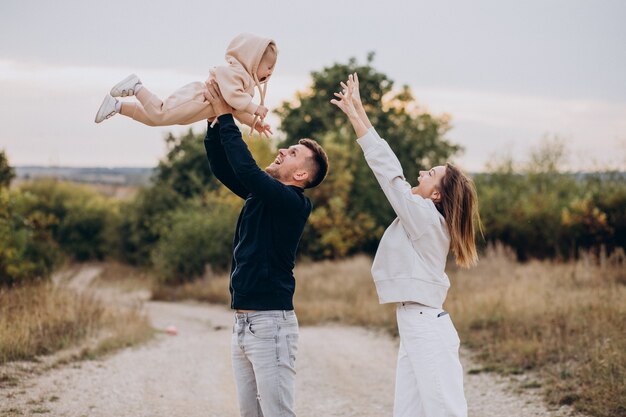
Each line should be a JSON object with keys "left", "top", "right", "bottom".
{"left": 121, "top": 81, "right": 216, "bottom": 126}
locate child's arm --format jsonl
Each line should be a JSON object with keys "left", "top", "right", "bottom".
{"left": 233, "top": 110, "right": 273, "bottom": 138}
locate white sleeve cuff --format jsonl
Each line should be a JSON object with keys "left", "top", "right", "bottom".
{"left": 357, "top": 128, "right": 381, "bottom": 152}
{"left": 370, "top": 126, "right": 382, "bottom": 140}
{"left": 244, "top": 101, "right": 259, "bottom": 115}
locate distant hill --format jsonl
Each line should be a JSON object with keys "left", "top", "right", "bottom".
{"left": 15, "top": 166, "right": 154, "bottom": 186}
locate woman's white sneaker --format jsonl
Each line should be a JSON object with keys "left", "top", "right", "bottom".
{"left": 94, "top": 94, "right": 118, "bottom": 123}
{"left": 110, "top": 74, "right": 141, "bottom": 97}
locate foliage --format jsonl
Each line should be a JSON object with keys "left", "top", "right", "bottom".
{"left": 114, "top": 184, "right": 183, "bottom": 265}
{"left": 276, "top": 54, "right": 460, "bottom": 256}
{"left": 115, "top": 126, "right": 275, "bottom": 269}
{"left": 17, "top": 179, "right": 120, "bottom": 262}
{"left": 151, "top": 192, "right": 242, "bottom": 285}
{"left": 300, "top": 131, "right": 383, "bottom": 258}
{"left": 475, "top": 138, "right": 626, "bottom": 260}
{"left": 152, "top": 129, "right": 218, "bottom": 199}
{"left": 0, "top": 150, "right": 15, "bottom": 189}
{"left": 0, "top": 188, "right": 59, "bottom": 286}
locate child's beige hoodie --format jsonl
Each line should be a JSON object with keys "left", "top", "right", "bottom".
{"left": 210, "top": 33, "right": 275, "bottom": 117}
{"left": 128, "top": 33, "right": 274, "bottom": 128}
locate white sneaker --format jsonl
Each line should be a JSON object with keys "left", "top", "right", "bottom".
{"left": 110, "top": 74, "right": 141, "bottom": 97}
{"left": 94, "top": 94, "right": 118, "bottom": 123}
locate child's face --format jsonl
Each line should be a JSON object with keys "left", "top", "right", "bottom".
{"left": 257, "top": 49, "right": 276, "bottom": 82}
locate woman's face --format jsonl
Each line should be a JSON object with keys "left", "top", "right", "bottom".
{"left": 412, "top": 165, "right": 446, "bottom": 202}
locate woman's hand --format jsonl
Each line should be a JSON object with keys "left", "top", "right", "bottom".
{"left": 331, "top": 75, "right": 368, "bottom": 137}
{"left": 331, "top": 80, "right": 358, "bottom": 118}
{"left": 346, "top": 72, "right": 373, "bottom": 130}
{"left": 346, "top": 73, "right": 363, "bottom": 110}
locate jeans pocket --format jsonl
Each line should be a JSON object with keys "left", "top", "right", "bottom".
{"left": 435, "top": 315, "right": 461, "bottom": 349}
{"left": 247, "top": 319, "right": 278, "bottom": 340}
{"left": 286, "top": 333, "right": 299, "bottom": 368}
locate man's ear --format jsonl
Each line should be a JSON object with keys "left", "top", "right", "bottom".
{"left": 431, "top": 190, "right": 441, "bottom": 203}
{"left": 293, "top": 170, "right": 309, "bottom": 183}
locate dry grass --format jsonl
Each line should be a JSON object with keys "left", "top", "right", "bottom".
{"left": 0, "top": 282, "right": 153, "bottom": 365}
{"left": 152, "top": 255, "right": 396, "bottom": 330}
{"left": 154, "top": 248, "right": 625, "bottom": 417}
{"left": 92, "top": 261, "right": 153, "bottom": 293}
{"left": 151, "top": 269, "right": 231, "bottom": 305}
{"left": 446, "top": 245, "right": 626, "bottom": 417}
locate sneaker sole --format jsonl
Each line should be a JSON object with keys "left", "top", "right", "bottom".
{"left": 110, "top": 74, "right": 140, "bottom": 97}
{"left": 94, "top": 95, "right": 117, "bottom": 123}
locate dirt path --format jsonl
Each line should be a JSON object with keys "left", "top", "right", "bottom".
{"left": 2, "top": 268, "right": 581, "bottom": 417}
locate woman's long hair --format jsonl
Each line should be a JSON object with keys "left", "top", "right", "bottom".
{"left": 436, "top": 163, "right": 483, "bottom": 268}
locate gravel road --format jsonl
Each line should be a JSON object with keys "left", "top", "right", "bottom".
{"left": 1, "top": 267, "right": 583, "bottom": 417}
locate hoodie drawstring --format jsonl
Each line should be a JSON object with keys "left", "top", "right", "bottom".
{"left": 251, "top": 73, "right": 268, "bottom": 135}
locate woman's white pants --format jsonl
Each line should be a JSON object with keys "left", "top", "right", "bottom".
{"left": 394, "top": 303, "right": 468, "bottom": 417}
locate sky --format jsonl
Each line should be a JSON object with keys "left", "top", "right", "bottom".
{"left": 1, "top": 0, "right": 625, "bottom": 172}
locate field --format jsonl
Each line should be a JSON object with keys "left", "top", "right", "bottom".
{"left": 154, "top": 247, "right": 626, "bottom": 417}
{"left": 0, "top": 267, "right": 152, "bottom": 367}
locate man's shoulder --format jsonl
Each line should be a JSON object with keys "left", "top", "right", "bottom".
{"left": 251, "top": 183, "right": 311, "bottom": 212}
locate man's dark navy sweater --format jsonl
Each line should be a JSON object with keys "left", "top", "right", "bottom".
{"left": 204, "top": 114, "right": 312, "bottom": 310}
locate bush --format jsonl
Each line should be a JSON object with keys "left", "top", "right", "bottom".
{"left": 151, "top": 192, "right": 241, "bottom": 285}
{"left": 17, "top": 179, "right": 121, "bottom": 262}
{"left": 113, "top": 184, "right": 183, "bottom": 265}
{"left": 0, "top": 188, "right": 59, "bottom": 286}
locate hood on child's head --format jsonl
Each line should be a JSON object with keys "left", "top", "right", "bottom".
{"left": 226, "top": 33, "right": 276, "bottom": 82}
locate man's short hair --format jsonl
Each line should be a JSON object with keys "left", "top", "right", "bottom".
{"left": 298, "top": 138, "right": 329, "bottom": 189}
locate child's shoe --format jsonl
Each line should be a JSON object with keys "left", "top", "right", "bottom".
{"left": 110, "top": 74, "right": 141, "bottom": 97}
{"left": 94, "top": 94, "right": 118, "bottom": 123}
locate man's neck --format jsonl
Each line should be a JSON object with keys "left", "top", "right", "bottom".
{"left": 279, "top": 180, "right": 304, "bottom": 189}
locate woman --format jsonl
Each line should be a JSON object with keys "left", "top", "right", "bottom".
{"left": 331, "top": 74, "right": 482, "bottom": 417}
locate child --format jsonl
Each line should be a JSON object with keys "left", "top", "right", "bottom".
{"left": 95, "top": 33, "right": 276, "bottom": 136}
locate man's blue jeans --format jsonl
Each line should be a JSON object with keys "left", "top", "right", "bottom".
{"left": 232, "top": 310, "right": 299, "bottom": 417}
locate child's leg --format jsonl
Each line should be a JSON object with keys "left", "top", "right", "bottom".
{"left": 134, "top": 82, "right": 213, "bottom": 126}
{"left": 119, "top": 102, "right": 158, "bottom": 127}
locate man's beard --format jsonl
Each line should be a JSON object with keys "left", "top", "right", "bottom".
{"left": 266, "top": 165, "right": 285, "bottom": 181}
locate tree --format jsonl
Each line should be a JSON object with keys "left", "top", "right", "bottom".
{"left": 152, "top": 129, "right": 218, "bottom": 199}
{"left": 117, "top": 125, "right": 276, "bottom": 266}
{"left": 0, "top": 150, "right": 15, "bottom": 189}
{"left": 275, "top": 54, "right": 462, "bottom": 255}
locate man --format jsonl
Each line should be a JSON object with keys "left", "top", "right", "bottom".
{"left": 203, "top": 81, "right": 329, "bottom": 417}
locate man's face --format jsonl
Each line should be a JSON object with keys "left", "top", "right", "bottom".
{"left": 265, "top": 144, "right": 313, "bottom": 185}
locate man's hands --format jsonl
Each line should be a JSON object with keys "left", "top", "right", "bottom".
{"left": 205, "top": 81, "right": 234, "bottom": 117}
{"left": 206, "top": 81, "right": 272, "bottom": 138}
